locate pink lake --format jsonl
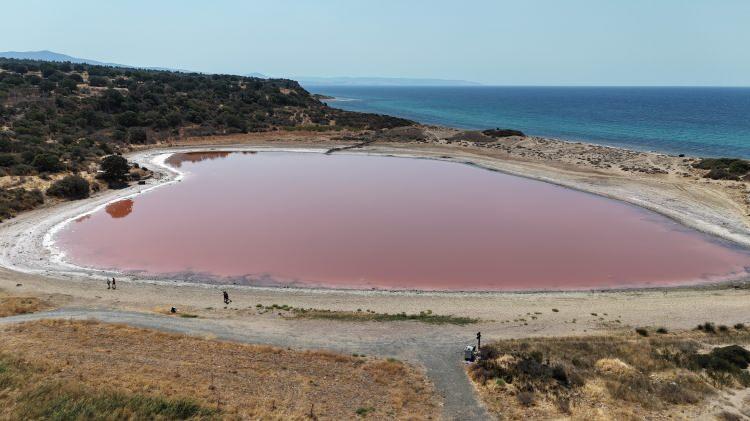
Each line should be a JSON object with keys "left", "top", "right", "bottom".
{"left": 54, "top": 151, "right": 750, "bottom": 291}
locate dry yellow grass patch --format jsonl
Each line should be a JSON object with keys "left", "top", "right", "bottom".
{"left": 0, "top": 319, "right": 440, "bottom": 419}
{"left": 0, "top": 293, "right": 50, "bottom": 317}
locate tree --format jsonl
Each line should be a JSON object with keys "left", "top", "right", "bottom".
{"left": 61, "top": 78, "right": 78, "bottom": 92}
{"left": 47, "top": 175, "right": 90, "bottom": 200}
{"left": 39, "top": 80, "right": 56, "bottom": 94}
{"left": 116, "top": 111, "right": 140, "bottom": 127}
{"left": 100, "top": 155, "right": 129, "bottom": 182}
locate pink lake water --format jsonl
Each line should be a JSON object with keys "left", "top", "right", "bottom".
{"left": 54, "top": 151, "right": 750, "bottom": 291}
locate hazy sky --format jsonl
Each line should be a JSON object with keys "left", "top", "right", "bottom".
{"left": 2, "top": 0, "right": 749, "bottom": 85}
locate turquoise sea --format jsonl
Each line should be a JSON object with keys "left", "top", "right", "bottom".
{"left": 308, "top": 86, "right": 750, "bottom": 158}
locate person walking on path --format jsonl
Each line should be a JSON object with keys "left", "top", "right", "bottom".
{"left": 112, "top": 278, "right": 116, "bottom": 290}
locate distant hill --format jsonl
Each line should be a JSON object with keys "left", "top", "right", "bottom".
{"left": 2, "top": 52, "right": 479, "bottom": 87}
{"left": 295, "top": 76, "right": 482, "bottom": 87}
{"left": 0, "top": 50, "right": 182, "bottom": 72}
{"left": 0, "top": 50, "right": 125, "bottom": 66}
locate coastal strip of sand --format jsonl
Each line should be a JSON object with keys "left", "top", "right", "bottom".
{"left": 1, "top": 127, "right": 749, "bottom": 296}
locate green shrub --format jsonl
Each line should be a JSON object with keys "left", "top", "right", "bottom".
{"left": 694, "top": 158, "right": 750, "bottom": 180}
{"left": 31, "top": 153, "right": 63, "bottom": 173}
{"left": 128, "top": 127, "right": 148, "bottom": 144}
{"left": 692, "top": 345, "right": 750, "bottom": 374}
{"left": 356, "top": 406, "right": 375, "bottom": 416}
{"left": 482, "top": 128, "right": 526, "bottom": 138}
{"left": 0, "top": 153, "right": 19, "bottom": 167}
{"left": 0, "top": 188, "right": 44, "bottom": 221}
{"left": 696, "top": 322, "right": 716, "bottom": 333}
{"left": 88, "top": 75, "right": 109, "bottom": 87}
{"left": 46, "top": 175, "right": 90, "bottom": 200}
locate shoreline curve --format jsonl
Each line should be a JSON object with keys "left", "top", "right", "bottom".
{"left": 1, "top": 143, "right": 749, "bottom": 296}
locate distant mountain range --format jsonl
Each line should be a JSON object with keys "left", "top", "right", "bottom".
{"left": 243, "top": 73, "right": 480, "bottom": 87}
{"left": 289, "top": 76, "right": 482, "bottom": 87}
{"left": 0, "top": 50, "right": 481, "bottom": 86}
{"left": 0, "top": 50, "right": 183, "bottom": 72}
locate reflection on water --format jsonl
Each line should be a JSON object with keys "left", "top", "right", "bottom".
{"left": 55, "top": 151, "right": 750, "bottom": 291}
{"left": 165, "top": 152, "right": 232, "bottom": 168}
{"left": 165, "top": 151, "right": 257, "bottom": 168}
{"left": 105, "top": 199, "right": 134, "bottom": 219}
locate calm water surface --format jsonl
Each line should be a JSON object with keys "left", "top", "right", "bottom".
{"left": 55, "top": 152, "right": 750, "bottom": 291}
{"left": 309, "top": 86, "right": 750, "bottom": 158}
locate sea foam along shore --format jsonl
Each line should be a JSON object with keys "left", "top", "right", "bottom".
{"left": 1, "top": 142, "right": 749, "bottom": 296}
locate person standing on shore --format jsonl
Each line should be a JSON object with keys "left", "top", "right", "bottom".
{"left": 106, "top": 279, "right": 111, "bottom": 289}
{"left": 223, "top": 291, "right": 230, "bottom": 305}
{"left": 112, "top": 278, "right": 116, "bottom": 290}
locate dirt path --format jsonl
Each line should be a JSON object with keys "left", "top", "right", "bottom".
{"left": 0, "top": 308, "right": 490, "bottom": 420}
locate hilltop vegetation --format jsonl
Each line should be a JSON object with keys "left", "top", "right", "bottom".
{"left": 0, "top": 58, "right": 411, "bottom": 220}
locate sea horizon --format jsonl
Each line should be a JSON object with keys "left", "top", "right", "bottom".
{"left": 310, "top": 85, "right": 750, "bottom": 159}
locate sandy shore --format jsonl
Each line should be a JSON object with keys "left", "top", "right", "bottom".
{"left": 2, "top": 133, "right": 749, "bottom": 291}
{"left": 0, "top": 131, "right": 748, "bottom": 315}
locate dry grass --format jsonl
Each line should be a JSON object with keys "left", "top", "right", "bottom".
{"left": 469, "top": 328, "right": 750, "bottom": 420}
{"left": 0, "top": 293, "right": 50, "bottom": 317}
{"left": 0, "top": 320, "right": 440, "bottom": 420}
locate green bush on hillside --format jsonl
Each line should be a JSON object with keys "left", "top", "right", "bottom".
{"left": 46, "top": 175, "right": 90, "bottom": 200}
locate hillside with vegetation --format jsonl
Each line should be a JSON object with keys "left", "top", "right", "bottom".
{"left": 0, "top": 58, "right": 411, "bottom": 220}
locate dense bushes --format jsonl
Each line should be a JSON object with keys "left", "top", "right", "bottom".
{"left": 46, "top": 175, "right": 90, "bottom": 200}
{"left": 31, "top": 153, "right": 63, "bottom": 173}
{"left": 0, "top": 57, "right": 413, "bottom": 179}
{"left": 694, "top": 158, "right": 750, "bottom": 180}
{"left": 482, "top": 128, "right": 526, "bottom": 138}
{"left": 0, "top": 188, "right": 44, "bottom": 221}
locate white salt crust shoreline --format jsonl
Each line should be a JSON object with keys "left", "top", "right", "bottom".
{"left": 1, "top": 144, "right": 749, "bottom": 298}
